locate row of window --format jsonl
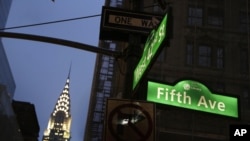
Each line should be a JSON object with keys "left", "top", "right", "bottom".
{"left": 188, "top": 6, "right": 224, "bottom": 27}
{"left": 186, "top": 44, "right": 224, "bottom": 69}
{"left": 188, "top": 6, "right": 250, "bottom": 32}
{"left": 179, "top": 2, "right": 249, "bottom": 110}
{"left": 185, "top": 43, "right": 249, "bottom": 74}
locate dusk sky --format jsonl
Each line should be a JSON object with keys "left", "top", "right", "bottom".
{"left": 2, "top": 0, "right": 104, "bottom": 141}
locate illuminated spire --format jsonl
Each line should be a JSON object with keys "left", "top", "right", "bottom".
{"left": 42, "top": 66, "right": 72, "bottom": 141}
{"left": 52, "top": 72, "right": 71, "bottom": 118}
{"left": 52, "top": 64, "right": 71, "bottom": 117}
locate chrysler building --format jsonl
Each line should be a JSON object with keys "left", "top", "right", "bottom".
{"left": 42, "top": 71, "right": 72, "bottom": 141}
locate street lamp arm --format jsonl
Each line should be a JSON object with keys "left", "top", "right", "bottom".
{"left": 0, "top": 31, "right": 122, "bottom": 58}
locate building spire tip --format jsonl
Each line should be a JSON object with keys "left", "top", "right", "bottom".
{"left": 68, "top": 61, "right": 72, "bottom": 78}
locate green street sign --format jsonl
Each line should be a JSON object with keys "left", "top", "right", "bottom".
{"left": 133, "top": 13, "right": 169, "bottom": 90}
{"left": 147, "top": 80, "right": 239, "bottom": 118}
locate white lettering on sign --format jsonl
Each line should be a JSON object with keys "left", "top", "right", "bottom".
{"left": 197, "top": 96, "right": 225, "bottom": 111}
{"left": 156, "top": 87, "right": 226, "bottom": 112}
{"left": 157, "top": 87, "right": 192, "bottom": 105}
{"left": 133, "top": 23, "right": 166, "bottom": 85}
{"left": 109, "top": 15, "right": 159, "bottom": 28}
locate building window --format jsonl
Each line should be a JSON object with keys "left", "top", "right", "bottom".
{"left": 198, "top": 45, "right": 211, "bottom": 67}
{"left": 240, "top": 48, "right": 249, "bottom": 74}
{"left": 188, "top": 6, "right": 203, "bottom": 26}
{"left": 186, "top": 43, "right": 224, "bottom": 69}
{"left": 93, "top": 112, "right": 101, "bottom": 122}
{"left": 239, "top": 11, "right": 250, "bottom": 33}
{"left": 214, "top": 82, "right": 225, "bottom": 93}
{"left": 207, "top": 7, "right": 224, "bottom": 27}
{"left": 242, "top": 87, "right": 250, "bottom": 110}
{"left": 55, "top": 112, "right": 65, "bottom": 124}
{"left": 186, "top": 44, "right": 194, "bottom": 65}
{"left": 216, "top": 47, "right": 224, "bottom": 69}
{"left": 95, "top": 102, "right": 103, "bottom": 111}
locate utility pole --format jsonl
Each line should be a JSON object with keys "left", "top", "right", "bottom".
{"left": 123, "top": 0, "right": 143, "bottom": 99}
{"left": 123, "top": 34, "right": 142, "bottom": 99}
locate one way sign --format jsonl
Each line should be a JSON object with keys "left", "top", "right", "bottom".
{"left": 230, "top": 124, "right": 250, "bottom": 141}
{"left": 100, "top": 6, "right": 162, "bottom": 42}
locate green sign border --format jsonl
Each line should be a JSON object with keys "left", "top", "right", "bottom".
{"left": 132, "top": 12, "right": 169, "bottom": 91}
{"left": 147, "top": 80, "right": 239, "bottom": 118}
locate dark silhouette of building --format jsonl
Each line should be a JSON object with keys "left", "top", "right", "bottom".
{"left": 84, "top": 0, "right": 250, "bottom": 141}
{"left": 0, "top": 0, "right": 15, "bottom": 97}
{"left": 0, "top": 0, "right": 23, "bottom": 141}
{"left": 42, "top": 71, "right": 72, "bottom": 141}
{"left": 12, "top": 100, "right": 40, "bottom": 141}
